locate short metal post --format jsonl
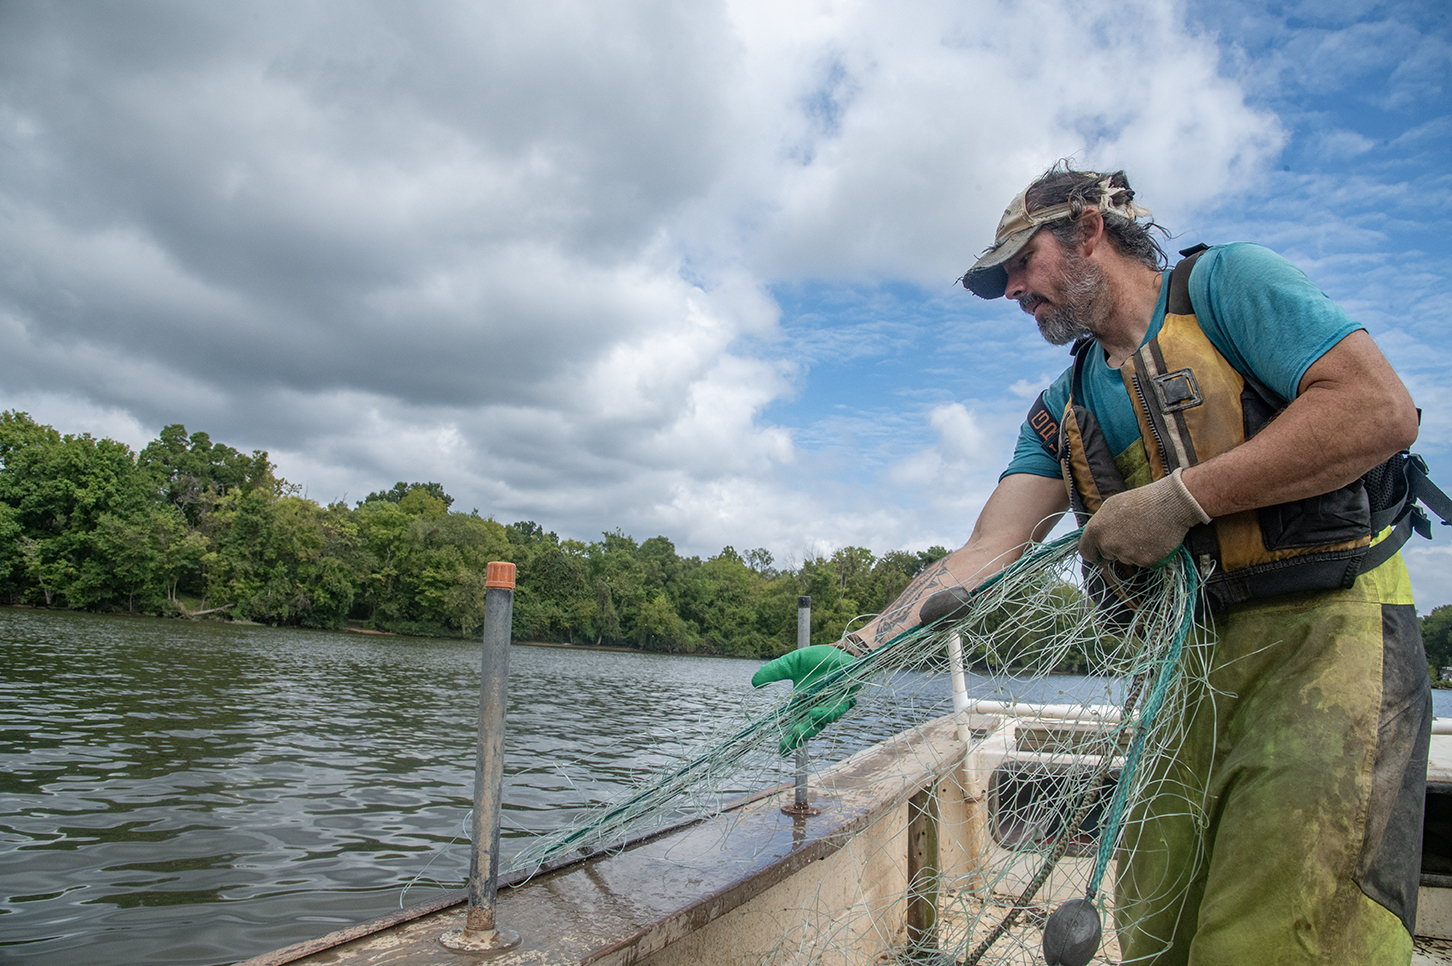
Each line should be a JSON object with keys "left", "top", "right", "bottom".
{"left": 782, "top": 595, "right": 820, "bottom": 817}
{"left": 440, "top": 561, "right": 522, "bottom": 954}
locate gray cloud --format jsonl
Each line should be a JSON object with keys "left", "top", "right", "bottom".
{"left": 0, "top": 0, "right": 1284, "bottom": 558}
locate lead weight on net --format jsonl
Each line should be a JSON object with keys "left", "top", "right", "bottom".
{"left": 1042, "top": 897, "right": 1101, "bottom": 966}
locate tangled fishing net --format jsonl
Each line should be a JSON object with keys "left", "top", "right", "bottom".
{"left": 506, "top": 532, "right": 1213, "bottom": 965}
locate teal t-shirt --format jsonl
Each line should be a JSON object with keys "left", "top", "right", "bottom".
{"left": 1002, "top": 243, "right": 1365, "bottom": 480}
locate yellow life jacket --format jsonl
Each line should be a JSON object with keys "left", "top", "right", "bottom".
{"left": 1055, "top": 247, "right": 1448, "bottom": 610}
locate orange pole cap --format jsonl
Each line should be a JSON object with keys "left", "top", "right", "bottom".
{"left": 485, "top": 561, "right": 516, "bottom": 590}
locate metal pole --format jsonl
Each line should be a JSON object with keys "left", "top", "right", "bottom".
{"left": 794, "top": 596, "right": 810, "bottom": 809}
{"left": 440, "top": 561, "right": 522, "bottom": 954}
{"left": 782, "top": 595, "right": 820, "bottom": 817}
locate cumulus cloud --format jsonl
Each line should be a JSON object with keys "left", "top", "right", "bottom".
{"left": 888, "top": 402, "right": 1005, "bottom": 518}
{"left": 0, "top": 0, "right": 1286, "bottom": 559}
{"left": 709, "top": 0, "right": 1283, "bottom": 282}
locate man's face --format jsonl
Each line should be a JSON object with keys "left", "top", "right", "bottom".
{"left": 1002, "top": 229, "right": 1108, "bottom": 346}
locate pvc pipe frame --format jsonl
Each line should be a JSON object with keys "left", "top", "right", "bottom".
{"left": 959, "top": 698, "right": 1452, "bottom": 733}
{"left": 966, "top": 699, "right": 1122, "bottom": 723}
{"left": 946, "top": 634, "right": 973, "bottom": 746}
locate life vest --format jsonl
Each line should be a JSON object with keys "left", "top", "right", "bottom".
{"left": 1032, "top": 246, "right": 1451, "bottom": 611}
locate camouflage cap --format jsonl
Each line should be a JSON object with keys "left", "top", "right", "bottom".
{"left": 960, "top": 176, "right": 1152, "bottom": 299}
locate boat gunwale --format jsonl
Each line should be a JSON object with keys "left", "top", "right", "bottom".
{"left": 231, "top": 717, "right": 971, "bottom": 966}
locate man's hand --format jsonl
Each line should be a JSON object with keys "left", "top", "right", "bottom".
{"left": 752, "top": 645, "right": 858, "bottom": 754}
{"left": 836, "top": 474, "right": 1070, "bottom": 652}
{"left": 751, "top": 645, "right": 856, "bottom": 690}
{"left": 1079, "top": 468, "right": 1210, "bottom": 568}
{"left": 919, "top": 586, "right": 973, "bottom": 626}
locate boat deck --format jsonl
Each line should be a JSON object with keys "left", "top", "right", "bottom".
{"left": 236, "top": 718, "right": 968, "bottom": 966}
{"left": 234, "top": 724, "right": 1452, "bottom": 966}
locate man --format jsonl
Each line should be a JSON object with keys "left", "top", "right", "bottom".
{"left": 847, "top": 165, "right": 1432, "bottom": 964}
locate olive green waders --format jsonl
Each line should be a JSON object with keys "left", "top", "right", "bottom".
{"left": 1114, "top": 556, "right": 1432, "bottom": 965}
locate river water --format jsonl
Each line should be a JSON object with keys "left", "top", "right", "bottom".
{"left": 1, "top": 609, "right": 790, "bottom": 966}
{"left": 4, "top": 608, "right": 1449, "bottom": 966}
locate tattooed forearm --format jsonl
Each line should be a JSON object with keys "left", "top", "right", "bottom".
{"left": 853, "top": 556, "right": 960, "bottom": 647}
{"left": 840, "top": 540, "right": 1030, "bottom": 654}
{"left": 835, "top": 474, "right": 1069, "bottom": 655}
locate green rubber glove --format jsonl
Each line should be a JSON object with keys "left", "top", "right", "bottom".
{"left": 752, "top": 645, "right": 859, "bottom": 755}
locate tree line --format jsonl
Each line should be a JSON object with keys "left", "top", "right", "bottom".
{"left": 6, "top": 411, "right": 1449, "bottom": 669}
{"left": 0, "top": 412, "right": 950, "bottom": 657}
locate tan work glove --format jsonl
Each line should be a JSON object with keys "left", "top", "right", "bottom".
{"left": 1078, "top": 468, "right": 1211, "bottom": 568}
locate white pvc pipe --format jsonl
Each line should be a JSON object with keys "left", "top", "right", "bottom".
{"left": 966, "top": 699, "right": 1121, "bottom": 723}
{"left": 968, "top": 701, "right": 1452, "bottom": 735}
{"left": 946, "top": 634, "right": 972, "bottom": 746}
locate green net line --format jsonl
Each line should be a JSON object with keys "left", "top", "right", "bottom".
{"left": 508, "top": 532, "right": 1206, "bottom": 891}
{"left": 1086, "top": 544, "right": 1200, "bottom": 898}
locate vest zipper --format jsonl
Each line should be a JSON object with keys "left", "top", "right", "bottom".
{"left": 1129, "top": 373, "right": 1170, "bottom": 472}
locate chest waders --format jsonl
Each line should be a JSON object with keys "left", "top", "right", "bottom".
{"left": 1026, "top": 246, "right": 1451, "bottom": 965}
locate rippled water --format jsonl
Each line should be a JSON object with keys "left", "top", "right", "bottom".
{"left": 0, "top": 609, "right": 773, "bottom": 966}
{"left": 6, "top": 608, "right": 1448, "bottom": 966}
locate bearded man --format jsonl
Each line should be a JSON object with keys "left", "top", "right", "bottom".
{"left": 841, "top": 165, "right": 1436, "bottom": 963}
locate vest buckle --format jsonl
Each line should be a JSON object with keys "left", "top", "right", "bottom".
{"left": 1151, "top": 368, "right": 1203, "bottom": 413}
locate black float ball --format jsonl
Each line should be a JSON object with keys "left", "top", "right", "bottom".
{"left": 1042, "top": 897, "right": 1102, "bottom": 966}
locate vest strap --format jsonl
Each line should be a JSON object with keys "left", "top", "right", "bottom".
{"left": 1165, "top": 249, "right": 1204, "bottom": 315}
{"left": 1359, "top": 508, "right": 1426, "bottom": 574}
{"left": 1410, "top": 454, "right": 1452, "bottom": 527}
{"left": 1357, "top": 455, "right": 1452, "bottom": 575}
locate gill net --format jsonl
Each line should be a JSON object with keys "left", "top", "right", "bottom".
{"left": 505, "top": 532, "right": 1214, "bottom": 965}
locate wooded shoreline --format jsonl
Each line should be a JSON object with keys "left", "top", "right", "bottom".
{"left": 0, "top": 413, "right": 948, "bottom": 659}
{"left": 5, "top": 411, "right": 1449, "bottom": 667}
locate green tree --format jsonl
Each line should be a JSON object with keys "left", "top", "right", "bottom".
{"left": 585, "top": 531, "right": 649, "bottom": 646}
{"left": 638, "top": 591, "right": 691, "bottom": 652}
{"left": 91, "top": 510, "right": 165, "bottom": 613}
{"left": 0, "top": 410, "right": 987, "bottom": 657}
{"left": 513, "top": 535, "right": 589, "bottom": 642}
{"left": 677, "top": 549, "right": 760, "bottom": 655}
{"left": 0, "top": 502, "right": 22, "bottom": 595}
{"left": 445, "top": 569, "right": 490, "bottom": 639}
{"left": 0, "top": 412, "right": 160, "bottom": 609}
{"left": 137, "top": 424, "right": 278, "bottom": 526}
{"left": 744, "top": 547, "right": 776, "bottom": 577}
{"left": 1424, "top": 605, "right": 1452, "bottom": 676}
{"left": 353, "top": 496, "right": 509, "bottom": 635}
{"left": 203, "top": 491, "right": 362, "bottom": 628}
{"left": 362, "top": 481, "right": 455, "bottom": 510}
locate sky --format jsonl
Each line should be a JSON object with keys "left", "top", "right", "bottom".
{"left": 1, "top": 0, "right": 1449, "bottom": 608}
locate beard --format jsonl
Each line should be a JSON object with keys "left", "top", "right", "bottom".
{"left": 1020, "top": 247, "right": 1110, "bottom": 346}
